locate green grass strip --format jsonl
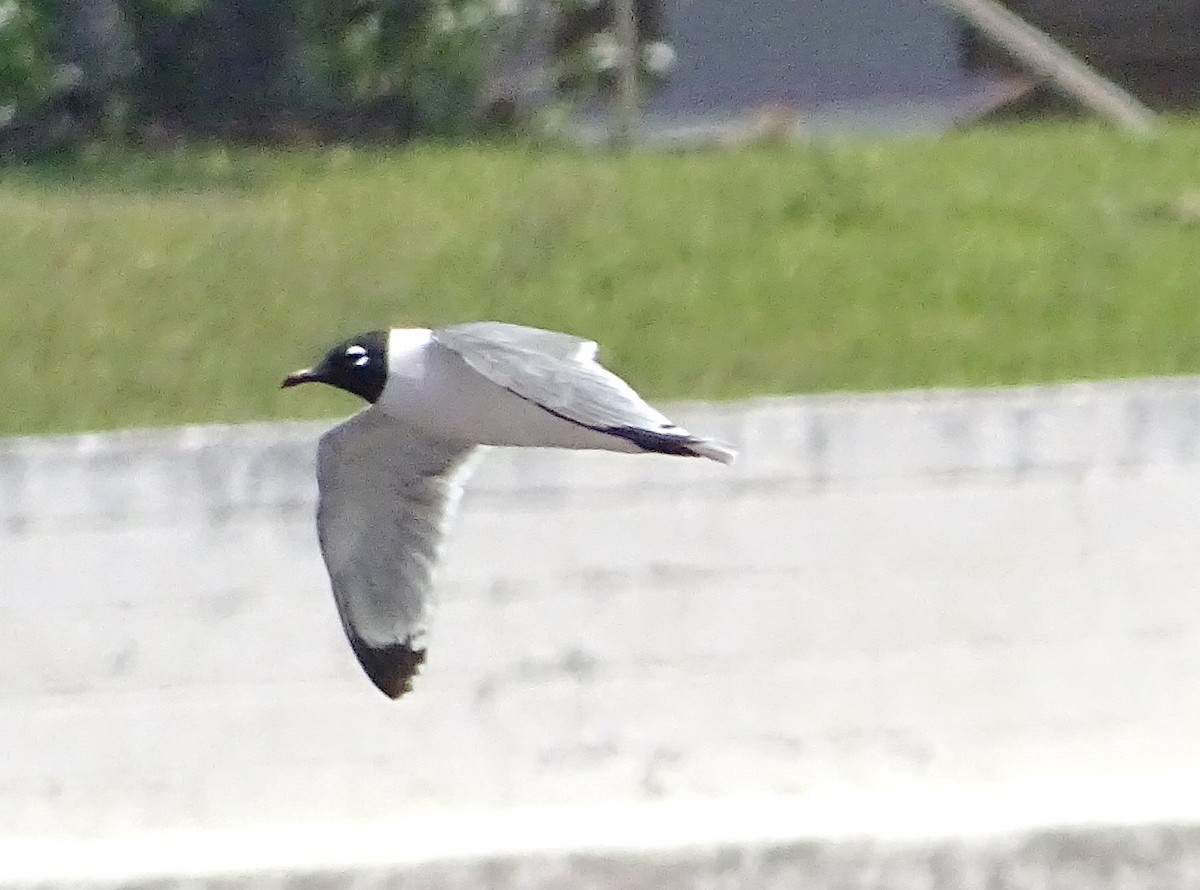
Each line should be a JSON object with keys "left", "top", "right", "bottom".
{"left": 4, "top": 119, "right": 1200, "bottom": 434}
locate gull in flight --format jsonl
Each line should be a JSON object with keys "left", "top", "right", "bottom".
{"left": 282, "top": 322, "right": 734, "bottom": 698}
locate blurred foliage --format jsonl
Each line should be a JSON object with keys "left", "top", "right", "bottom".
{"left": 0, "top": 0, "right": 58, "bottom": 120}
{"left": 1, "top": 0, "right": 504, "bottom": 152}
{"left": 549, "top": 0, "right": 674, "bottom": 98}
{"left": 301, "top": 0, "right": 501, "bottom": 136}
{"left": 123, "top": 0, "right": 304, "bottom": 122}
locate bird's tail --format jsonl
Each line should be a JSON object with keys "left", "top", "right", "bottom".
{"left": 685, "top": 436, "right": 737, "bottom": 465}
{"left": 607, "top": 425, "right": 737, "bottom": 464}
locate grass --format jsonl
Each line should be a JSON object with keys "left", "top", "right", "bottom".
{"left": 4, "top": 119, "right": 1200, "bottom": 435}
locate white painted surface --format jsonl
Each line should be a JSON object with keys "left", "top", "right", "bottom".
{"left": 4, "top": 378, "right": 1200, "bottom": 884}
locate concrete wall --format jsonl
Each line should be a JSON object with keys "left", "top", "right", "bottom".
{"left": 5, "top": 377, "right": 1200, "bottom": 885}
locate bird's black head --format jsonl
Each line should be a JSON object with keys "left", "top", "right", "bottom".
{"left": 281, "top": 330, "right": 388, "bottom": 403}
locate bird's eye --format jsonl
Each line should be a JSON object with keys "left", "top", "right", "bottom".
{"left": 345, "top": 345, "right": 369, "bottom": 367}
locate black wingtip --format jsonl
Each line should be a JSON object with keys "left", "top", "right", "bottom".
{"left": 604, "top": 426, "right": 736, "bottom": 463}
{"left": 348, "top": 637, "right": 427, "bottom": 699}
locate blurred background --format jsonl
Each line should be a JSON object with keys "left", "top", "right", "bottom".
{"left": 5, "top": 1, "right": 1200, "bottom": 888}
{"left": 2, "top": 0, "right": 1197, "bottom": 151}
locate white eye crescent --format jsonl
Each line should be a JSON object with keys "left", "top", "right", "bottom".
{"left": 345, "top": 345, "right": 369, "bottom": 366}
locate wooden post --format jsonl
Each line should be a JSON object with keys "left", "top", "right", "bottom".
{"left": 612, "top": 0, "right": 640, "bottom": 147}
{"left": 936, "top": 0, "right": 1158, "bottom": 136}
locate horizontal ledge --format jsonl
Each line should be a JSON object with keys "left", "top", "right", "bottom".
{"left": 7, "top": 777, "right": 1200, "bottom": 885}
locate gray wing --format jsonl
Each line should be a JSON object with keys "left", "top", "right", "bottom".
{"left": 436, "top": 321, "right": 598, "bottom": 363}
{"left": 316, "top": 408, "right": 477, "bottom": 698}
{"left": 432, "top": 322, "right": 672, "bottom": 433}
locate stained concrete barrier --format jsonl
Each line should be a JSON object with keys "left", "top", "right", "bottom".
{"left": 5, "top": 377, "right": 1200, "bottom": 887}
